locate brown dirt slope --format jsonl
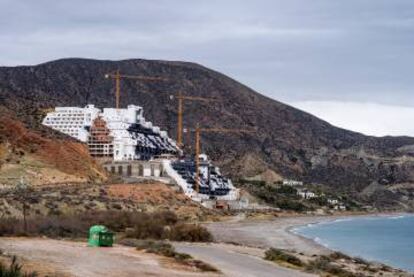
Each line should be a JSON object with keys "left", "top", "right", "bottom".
{"left": 0, "top": 112, "right": 106, "bottom": 186}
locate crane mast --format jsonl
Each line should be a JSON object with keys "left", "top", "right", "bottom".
{"left": 193, "top": 126, "right": 254, "bottom": 193}
{"left": 173, "top": 92, "right": 216, "bottom": 148}
{"left": 105, "top": 70, "right": 167, "bottom": 109}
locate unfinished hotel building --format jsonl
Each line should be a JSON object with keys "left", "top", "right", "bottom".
{"left": 43, "top": 104, "right": 238, "bottom": 201}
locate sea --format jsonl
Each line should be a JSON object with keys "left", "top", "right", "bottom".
{"left": 293, "top": 214, "right": 414, "bottom": 272}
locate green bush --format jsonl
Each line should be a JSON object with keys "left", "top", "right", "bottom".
{"left": 264, "top": 248, "right": 304, "bottom": 267}
{"left": 309, "top": 196, "right": 328, "bottom": 206}
{"left": 275, "top": 199, "right": 306, "bottom": 212}
{"left": 276, "top": 185, "right": 298, "bottom": 195}
{"left": 237, "top": 181, "right": 307, "bottom": 211}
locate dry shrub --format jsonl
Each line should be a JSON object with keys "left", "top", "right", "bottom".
{"left": 124, "top": 211, "right": 178, "bottom": 240}
{"left": 0, "top": 218, "right": 22, "bottom": 236}
{"left": 0, "top": 210, "right": 213, "bottom": 242}
{"left": 306, "top": 256, "right": 361, "bottom": 277}
{"left": 126, "top": 240, "right": 177, "bottom": 257}
{"left": 329, "top": 252, "right": 352, "bottom": 261}
{"left": 118, "top": 239, "right": 218, "bottom": 272}
{"left": 168, "top": 223, "right": 213, "bottom": 242}
{"left": 265, "top": 248, "right": 304, "bottom": 267}
{"left": 0, "top": 256, "right": 38, "bottom": 277}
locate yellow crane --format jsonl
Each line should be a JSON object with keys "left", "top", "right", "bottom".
{"left": 193, "top": 125, "right": 254, "bottom": 193}
{"left": 171, "top": 92, "right": 216, "bottom": 148}
{"left": 105, "top": 70, "right": 167, "bottom": 109}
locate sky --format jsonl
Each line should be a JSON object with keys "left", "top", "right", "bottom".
{"left": 1, "top": 0, "right": 413, "bottom": 137}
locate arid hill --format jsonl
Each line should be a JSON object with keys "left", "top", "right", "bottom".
{"left": 0, "top": 108, "right": 107, "bottom": 185}
{"left": 1, "top": 58, "right": 414, "bottom": 198}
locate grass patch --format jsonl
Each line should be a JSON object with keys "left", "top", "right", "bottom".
{"left": 119, "top": 239, "right": 218, "bottom": 272}
{"left": 264, "top": 248, "right": 304, "bottom": 267}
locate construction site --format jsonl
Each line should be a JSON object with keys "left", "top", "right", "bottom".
{"left": 42, "top": 70, "right": 250, "bottom": 207}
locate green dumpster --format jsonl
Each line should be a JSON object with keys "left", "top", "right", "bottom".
{"left": 88, "top": 225, "right": 114, "bottom": 247}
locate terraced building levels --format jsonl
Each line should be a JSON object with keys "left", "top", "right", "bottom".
{"left": 42, "top": 104, "right": 178, "bottom": 161}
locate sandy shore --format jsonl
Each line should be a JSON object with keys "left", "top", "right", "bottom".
{"left": 205, "top": 214, "right": 383, "bottom": 255}
{"left": 205, "top": 213, "right": 413, "bottom": 276}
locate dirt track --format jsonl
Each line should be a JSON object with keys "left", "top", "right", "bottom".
{"left": 0, "top": 238, "right": 213, "bottom": 277}
{"left": 0, "top": 237, "right": 316, "bottom": 277}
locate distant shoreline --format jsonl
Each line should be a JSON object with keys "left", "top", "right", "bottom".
{"left": 206, "top": 212, "right": 413, "bottom": 275}
{"left": 286, "top": 213, "right": 414, "bottom": 273}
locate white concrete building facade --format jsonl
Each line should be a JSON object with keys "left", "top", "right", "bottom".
{"left": 43, "top": 104, "right": 178, "bottom": 161}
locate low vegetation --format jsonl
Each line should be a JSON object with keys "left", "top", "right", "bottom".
{"left": 264, "top": 248, "right": 400, "bottom": 277}
{"left": 0, "top": 256, "right": 37, "bottom": 277}
{"left": 264, "top": 248, "right": 304, "bottom": 267}
{"left": 119, "top": 239, "right": 218, "bottom": 272}
{"left": 238, "top": 181, "right": 307, "bottom": 212}
{"left": 238, "top": 179, "right": 367, "bottom": 212}
{"left": 306, "top": 256, "right": 362, "bottom": 277}
{"left": 0, "top": 211, "right": 213, "bottom": 242}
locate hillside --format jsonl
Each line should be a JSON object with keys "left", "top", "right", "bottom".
{"left": 0, "top": 108, "right": 107, "bottom": 185}
{"left": 1, "top": 58, "right": 414, "bottom": 203}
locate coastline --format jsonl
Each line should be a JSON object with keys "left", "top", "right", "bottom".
{"left": 285, "top": 213, "right": 411, "bottom": 252}
{"left": 206, "top": 212, "right": 413, "bottom": 275}
{"left": 206, "top": 213, "right": 404, "bottom": 254}
{"left": 287, "top": 213, "right": 414, "bottom": 273}
{"left": 207, "top": 214, "right": 346, "bottom": 255}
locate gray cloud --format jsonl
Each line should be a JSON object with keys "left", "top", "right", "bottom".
{"left": 291, "top": 101, "right": 414, "bottom": 137}
{"left": 1, "top": 0, "right": 414, "bottom": 108}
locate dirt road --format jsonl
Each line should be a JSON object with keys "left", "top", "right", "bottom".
{"left": 0, "top": 237, "right": 316, "bottom": 277}
{"left": 0, "top": 238, "right": 213, "bottom": 277}
{"left": 175, "top": 243, "right": 315, "bottom": 277}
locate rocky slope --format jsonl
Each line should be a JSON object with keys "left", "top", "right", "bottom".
{"left": 1, "top": 58, "right": 414, "bottom": 204}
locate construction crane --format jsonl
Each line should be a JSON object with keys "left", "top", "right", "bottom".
{"left": 170, "top": 92, "right": 216, "bottom": 148}
{"left": 193, "top": 125, "right": 254, "bottom": 193}
{"left": 105, "top": 70, "right": 167, "bottom": 109}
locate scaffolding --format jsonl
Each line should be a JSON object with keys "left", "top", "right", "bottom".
{"left": 88, "top": 116, "right": 114, "bottom": 157}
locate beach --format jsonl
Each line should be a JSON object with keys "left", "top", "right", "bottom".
{"left": 206, "top": 215, "right": 338, "bottom": 254}
{"left": 204, "top": 214, "right": 412, "bottom": 276}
